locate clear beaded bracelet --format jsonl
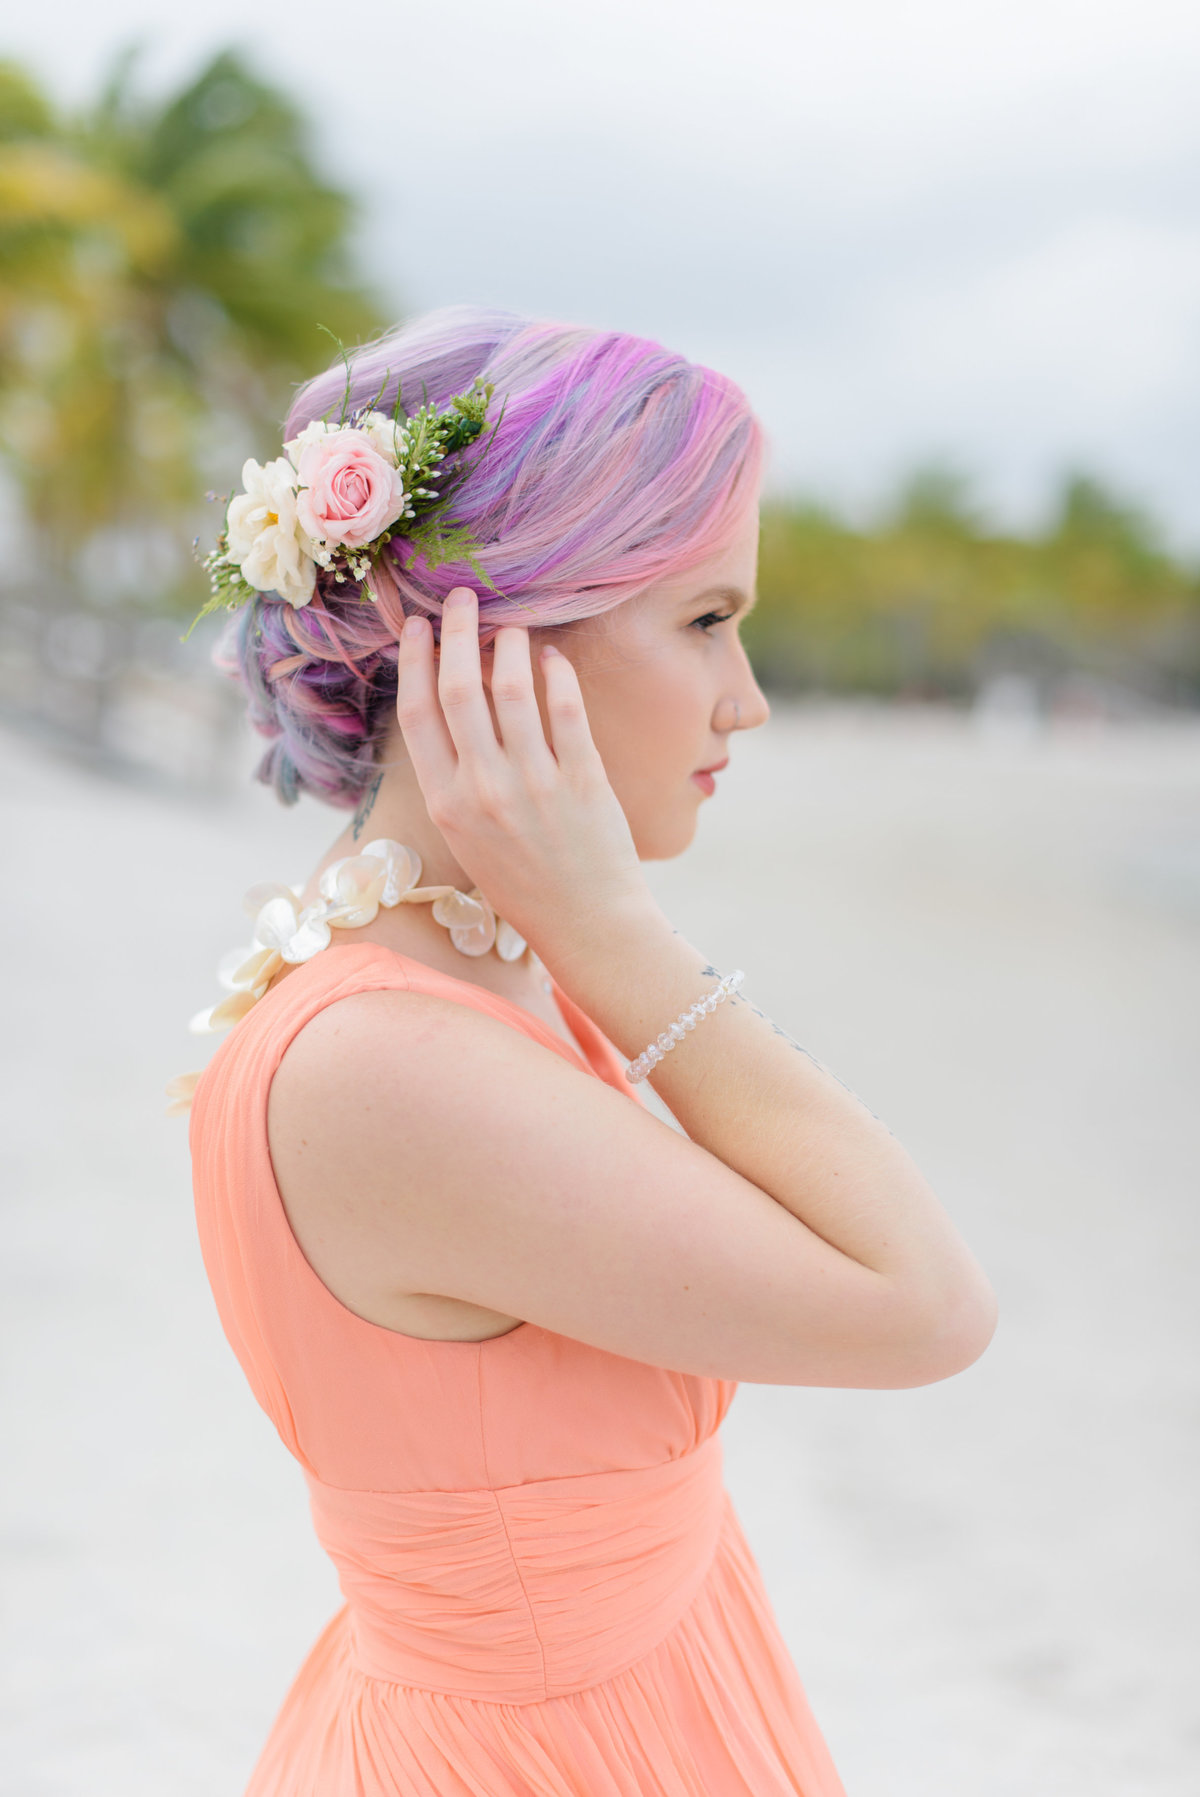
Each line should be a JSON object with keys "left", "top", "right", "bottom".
{"left": 624, "top": 969, "right": 745, "bottom": 1084}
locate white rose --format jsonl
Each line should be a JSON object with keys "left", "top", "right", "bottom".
{"left": 282, "top": 418, "right": 337, "bottom": 467}
{"left": 358, "top": 410, "right": 405, "bottom": 467}
{"left": 226, "top": 457, "right": 317, "bottom": 607}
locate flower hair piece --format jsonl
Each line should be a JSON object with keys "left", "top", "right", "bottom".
{"left": 184, "top": 344, "right": 504, "bottom": 641}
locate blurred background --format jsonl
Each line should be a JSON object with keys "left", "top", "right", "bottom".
{"left": 2, "top": 4, "right": 1197, "bottom": 1795}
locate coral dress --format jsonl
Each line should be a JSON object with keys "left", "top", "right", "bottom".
{"left": 189, "top": 941, "right": 846, "bottom": 1796}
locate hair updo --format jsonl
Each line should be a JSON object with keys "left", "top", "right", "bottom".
{"left": 216, "top": 305, "right": 764, "bottom": 808}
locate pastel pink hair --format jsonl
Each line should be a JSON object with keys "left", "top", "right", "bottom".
{"left": 216, "top": 305, "right": 764, "bottom": 806}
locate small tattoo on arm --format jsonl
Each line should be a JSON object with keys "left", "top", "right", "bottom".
{"left": 730, "top": 991, "right": 824, "bottom": 1069}
{"left": 728, "top": 992, "right": 894, "bottom": 1135}
{"left": 351, "top": 773, "right": 383, "bottom": 842}
{"left": 667, "top": 929, "right": 895, "bottom": 1134}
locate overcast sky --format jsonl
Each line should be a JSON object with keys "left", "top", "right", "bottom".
{"left": 8, "top": 0, "right": 1200, "bottom": 550}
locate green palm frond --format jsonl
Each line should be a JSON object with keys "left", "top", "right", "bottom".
{"left": 0, "top": 47, "right": 386, "bottom": 603}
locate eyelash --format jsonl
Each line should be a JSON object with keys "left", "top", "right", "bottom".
{"left": 691, "top": 610, "right": 737, "bottom": 633}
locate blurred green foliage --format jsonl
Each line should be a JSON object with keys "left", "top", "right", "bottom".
{"left": 749, "top": 470, "right": 1200, "bottom": 703}
{"left": 0, "top": 48, "right": 1195, "bottom": 704}
{"left": 0, "top": 47, "right": 384, "bottom": 599}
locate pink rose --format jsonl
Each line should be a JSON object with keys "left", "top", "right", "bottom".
{"left": 294, "top": 431, "right": 407, "bottom": 550}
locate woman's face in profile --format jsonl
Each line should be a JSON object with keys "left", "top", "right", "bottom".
{"left": 554, "top": 502, "right": 770, "bottom": 860}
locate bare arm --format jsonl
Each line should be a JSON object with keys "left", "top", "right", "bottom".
{"left": 271, "top": 943, "right": 994, "bottom": 1388}
{"left": 541, "top": 896, "right": 997, "bottom": 1383}
{"left": 269, "top": 591, "right": 996, "bottom": 1388}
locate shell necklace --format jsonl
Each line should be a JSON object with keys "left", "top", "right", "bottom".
{"left": 166, "top": 838, "right": 530, "bottom": 1116}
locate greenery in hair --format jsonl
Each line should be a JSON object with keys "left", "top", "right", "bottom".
{"left": 183, "top": 337, "right": 539, "bottom": 638}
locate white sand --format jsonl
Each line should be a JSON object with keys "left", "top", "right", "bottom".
{"left": 3, "top": 701, "right": 1197, "bottom": 1796}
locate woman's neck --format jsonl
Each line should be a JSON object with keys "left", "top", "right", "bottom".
{"left": 334, "top": 756, "right": 475, "bottom": 895}
{"left": 294, "top": 753, "right": 549, "bottom": 996}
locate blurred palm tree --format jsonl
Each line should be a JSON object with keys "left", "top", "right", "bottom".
{"left": 0, "top": 47, "right": 385, "bottom": 611}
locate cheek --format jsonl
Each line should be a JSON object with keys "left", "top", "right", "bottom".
{"left": 584, "top": 659, "right": 699, "bottom": 792}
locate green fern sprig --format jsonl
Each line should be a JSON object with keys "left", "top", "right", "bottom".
{"left": 403, "top": 516, "right": 499, "bottom": 593}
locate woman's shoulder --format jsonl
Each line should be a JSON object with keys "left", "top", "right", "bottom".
{"left": 263, "top": 943, "right": 598, "bottom": 1126}
{"left": 200, "top": 937, "right": 566, "bottom": 1074}
{"left": 258, "top": 955, "right": 619, "bottom": 1340}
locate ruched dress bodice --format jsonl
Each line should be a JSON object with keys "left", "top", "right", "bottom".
{"left": 189, "top": 942, "right": 845, "bottom": 1795}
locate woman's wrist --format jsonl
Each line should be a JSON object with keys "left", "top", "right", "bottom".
{"left": 537, "top": 902, "right": 722, "bottom": 1068}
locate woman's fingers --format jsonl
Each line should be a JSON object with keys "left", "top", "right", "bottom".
{"left": 395, "top": 612, "right": 458, "bottom": 798}
{"left": 538, "top": 642, "right": 604, "bottom": 776}
{"left": 397, "top": 587, "right": 601, "bottom": 814}
{"left": 488, "top": 624, "right": 557, "bottom": 769}
{"left": 488, "top": 621, "right": 602, "bottom": 781}
{"left": 435, "top": 589, "right": 504, "bottom": 767}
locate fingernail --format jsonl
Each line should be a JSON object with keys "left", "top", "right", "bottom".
{"left": 402, "top": 616, "right": 424, "bottom": 639}
{"left": 446, "top": 589, "right": 475, "bottom": 609}
{"left": 541, "top": 644, "right": 561, "bottom": 658}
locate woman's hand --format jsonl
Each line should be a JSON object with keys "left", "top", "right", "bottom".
{"left": 395, "top": 588, "right": 655, "bottom": 971}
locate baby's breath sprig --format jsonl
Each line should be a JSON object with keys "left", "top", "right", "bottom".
{"left": 183, "top": 510, "right": 258, "bottom": 642}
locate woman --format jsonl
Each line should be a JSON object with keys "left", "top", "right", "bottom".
{"left": 182, "top": 305, "right": 997, "bottom": 1795}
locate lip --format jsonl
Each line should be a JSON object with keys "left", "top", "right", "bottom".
{"left": 690, "top": 757, "right": 728, "bottom": 797}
